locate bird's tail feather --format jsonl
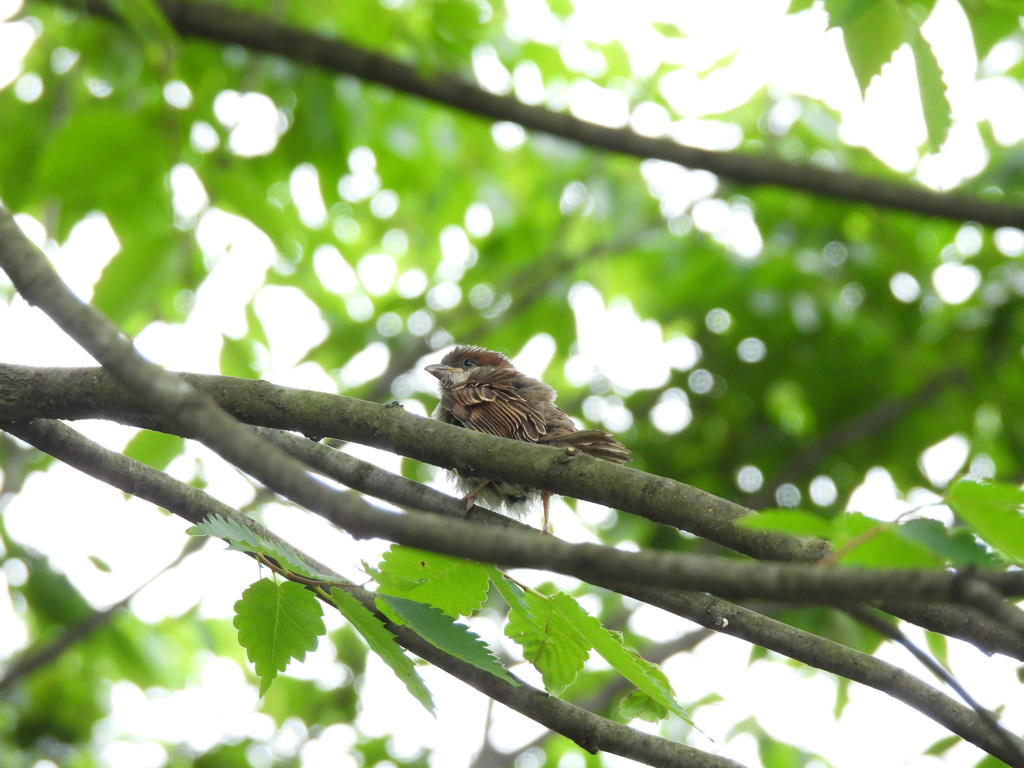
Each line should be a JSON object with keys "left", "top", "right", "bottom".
{"left": 546, "top": 429, "right": 630, "bottom": 464}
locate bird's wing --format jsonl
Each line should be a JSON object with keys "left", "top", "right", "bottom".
{"left": 441, "top": 374, "right": 547, "bottom": 442}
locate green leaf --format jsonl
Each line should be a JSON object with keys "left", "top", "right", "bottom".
{"left": 220, "top": 334, "right": 263, "bottom": 378}
{"left": 123, "top": 430, "right": 185, "bottom": 471}
{"left": 375, "top": 546, "right": 491, "bottom": 616}
{"left": 583, "top": 619, "right": 695, "bottom": 726}
{"left": 947, "top": 480, "right": 1024, "bottom": 565}
{"left": 831, "top": 512, "right": 942, "bottom": 568}
{"left": 329, "top": 588, "right": 435, "bottom": 714}
{"left": 923, "top": 734, "right": 961, "bottom": 757}
{"left": 87, "top": 555, "right": 112, "bottom": 573}
{"left": 616, "top": 653, "right": 678, "bottom": 723}
{"left": 619, "top": 686, "right": 669, "bottom": 723}
{"left": 501, "top": 587, "right": 691, "bottom": 724}
{"left": 896, "top": 519, "right": 998, "bottom": 568}
{"left": 233, "top": 579, "right": 325, "bottom": 696}
{"left": 962, "top": 3, "right": 1024, "bottom": 59}
{"left": 833, "top": 677, "right": 851, "bottom": 719}
{"left": 907, "top": 27, "right": 950, "bottom": 153}
{"left": 376, "top": 594, "right": 516, "bottom": 686}
{"left": 188, "top": 514, "right": 331, "bottom": 580}
{"left": 490, "top": 569, "right": 530, "bottom": 613}
{"left": 924, "top": 630, "right": 950, "bottom": 672}
{"left": 504, "top": 590, "right": 591, "bottom": 695}
{"left": 90, "top": 215, "right": 181, "bottom": 333}
{"left": 824, "top": 0, "right": 910, "bottom": 97}
{"left": 32, "top": 106, "right": 168, "bottom": 216}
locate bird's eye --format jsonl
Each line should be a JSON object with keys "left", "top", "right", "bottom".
{"left": 463, "top": 358, "right": 477, "bottom": 368}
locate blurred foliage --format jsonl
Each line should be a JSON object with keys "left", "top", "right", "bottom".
{"left": 1, "top": 0, "right": 1023, "bottom": 765}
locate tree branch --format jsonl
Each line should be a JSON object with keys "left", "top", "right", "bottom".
{"left": 8, "top": 416, "right": 1022, "bottom": 765}
{"left": 0, "top": 359, "right": 829, "bottom": 565}
{"left": 5, "top": 417, "right": 743, "bottom": 768}
{"left": 612, "top": 587, "right": 1024, "bottom": 766}
{"left": 2, "top": 361, "right": 1019, "bottom": 656}
{"left": 3, "top": 203, "right": 1024, "bottom": 766}
{"left": 2, "top": 364, "right": 1024, "bottom": 608}
{"left": 843, "top": 605, "right": 1023, "bottom": 764}
{"left": 265, "top": 427, "right": 1024, "bottom": 660}
{"left": 38, "top": 0, "right": 1024, "bottom": 229}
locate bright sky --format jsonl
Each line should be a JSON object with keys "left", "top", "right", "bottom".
{"left": 0, "top": 0, "right": 1022, "bottom": 766}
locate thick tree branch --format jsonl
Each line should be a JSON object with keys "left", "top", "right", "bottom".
{"left": 37, "top": 0, "right": 1024, "bottom": 229}
{"left": 879, "top": 600, "right": 1023, "bottom": 659}
{"left": 2, "top": 364, "right": 1024, "bottom": 614}
{"left": 0, "top": 360, "right": 829, "bottom": 564}
{"left": 3, "top": 363, "right": 1024, "bottom": 608}
{"left": 3, "top": 366, "right": 1019, "bottom": 657}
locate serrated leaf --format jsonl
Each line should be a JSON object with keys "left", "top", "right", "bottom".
{"left": 329, "top": 588, "right": 435, "bottom": 714}
{"left": 824, "top": 0, "right": 910, "bottom": 97}
{"left": 188, "top": 514, "right": 263, "bottom": 546}
{"left": 583, "top": 620, "right": 695, "bottom": 726}
{"left": 375, "top": 546, "right": 490, "bottom": 616}
{"left": 908, "top": 27, "right": 950, "bottom": 153}
{"left": 377, "top": 594, "right": 516, "bottom": 685}
{"left": 616, "top": 652, "right": 675, "bottom": 725}
{"left": 947, "top": 480, "right": 1024, "bottom": 565}
{"left": 490, "top": 569, "right": 530, "bottom": 613}
{"left": 620, "top": 687, "right": 670, "bottom": 722}
{"left": 234, "top": 579, "right": 325, "bottom": 696}
{"left": 504, "top": 591, "right": 591, "bottom": 695}
{"left": 188, "top": 514, "right": 331, "bottom": 580}
{"left": 503, "top": 587, "right": 693, "bottom": 725}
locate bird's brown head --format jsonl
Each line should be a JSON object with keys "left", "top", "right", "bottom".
{"left": 424, "top": 346, "right": 515, "bottom": 388}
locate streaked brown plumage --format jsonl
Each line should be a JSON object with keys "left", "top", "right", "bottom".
{"left": 425, "top": 345, "right": 629, "bottom": 529}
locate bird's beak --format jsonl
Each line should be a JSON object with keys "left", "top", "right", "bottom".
{"left": 425, "top": 363, "right": 458, "bottom": 380}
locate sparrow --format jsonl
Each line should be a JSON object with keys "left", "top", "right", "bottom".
{"left": 425, "top": 345, "right": 630, "bottom": 530}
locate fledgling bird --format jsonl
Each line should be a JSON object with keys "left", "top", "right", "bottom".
{"left": 425, "top": 345, "right": 630, "bottom": 530}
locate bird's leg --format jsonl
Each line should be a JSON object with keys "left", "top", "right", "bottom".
{"left": 462, "top": 479, "right": 492, "bottom": 514}
{"left": 541, "top": 491, "right": 551, "bottom": 533}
